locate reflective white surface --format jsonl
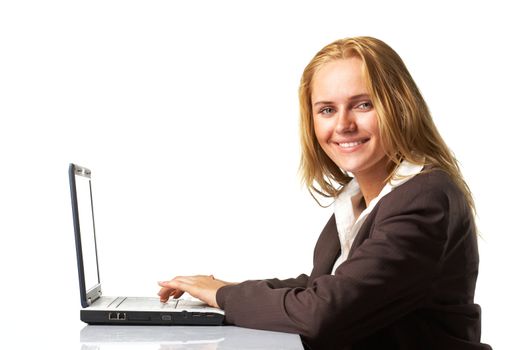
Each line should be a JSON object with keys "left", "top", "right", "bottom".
{"left": 80, "top": 325, "right": 304, "bottom": 349}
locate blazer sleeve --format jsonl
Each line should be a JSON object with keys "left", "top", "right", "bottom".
{"left": 262, "top": 274, "right": 310, "bottom": 289}
{"left": 216, "top": 180, "right": 451, "bottom": 343}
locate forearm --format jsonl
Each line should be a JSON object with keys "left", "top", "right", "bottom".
{"left": 263, "top": 274, "right": 309, "bottom": 289}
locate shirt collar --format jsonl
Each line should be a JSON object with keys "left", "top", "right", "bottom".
{"left": 335, "top": 159, "right": 424, "bottom": 224}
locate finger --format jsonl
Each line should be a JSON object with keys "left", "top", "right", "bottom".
{"left": 169, "top": 289, "right": 184, "bottom": 299}
{"left": 158, "top": 280, "right": 184, "bottom": 291}
{"left": 157, "top": 280, "right": 181, "bottom": 301}
{"left": 159, "top": 279, "right": 200, "bottom": 300}
{"left": 158, "top": 290, "right": 174, "bottom": 302}
{"left": 157, "top": 284, "right": 172, "bottom": 297}
{"left": 157, "top": 277, "right": 196, "bottom": 299}
{"left": 158, "top": 276, "right": 218, "bottom": 304}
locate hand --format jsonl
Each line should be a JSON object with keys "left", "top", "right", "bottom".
{"left": 157, "top": 275, "right": 232, "bottom": 308}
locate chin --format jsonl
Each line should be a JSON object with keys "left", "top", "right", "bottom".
{"left": 337, "top": 161, "right": 366, "bottom": 174}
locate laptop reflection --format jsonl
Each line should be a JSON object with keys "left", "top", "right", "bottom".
{"left": 80, "top": 325, "right": 303, "bottom": 350}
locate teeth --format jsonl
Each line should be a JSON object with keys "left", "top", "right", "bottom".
{"left": 339, "top": 140, "right": 366, "bottom": 148}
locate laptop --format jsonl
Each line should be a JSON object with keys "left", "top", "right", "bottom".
{"left": 69, "top": 163, "right": 225, "bottom": 325}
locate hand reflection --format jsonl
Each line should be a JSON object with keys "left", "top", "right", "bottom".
{"left": 80, "top": 326, "right": 224, "bottom": 349}
{"left": 159, "top": 342, "right": 217, "bottom": 350}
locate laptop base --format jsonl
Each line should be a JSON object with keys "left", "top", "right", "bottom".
{"left": 81, "top": 309, "right": 224, "bottom": 325}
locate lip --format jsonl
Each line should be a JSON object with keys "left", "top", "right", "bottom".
{"left": 333, "top": 138, "right": 370, "bottom": 152}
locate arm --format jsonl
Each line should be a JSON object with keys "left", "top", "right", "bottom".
{"left": 216, "top": 183, "right": 451, "bottom": 343}
{"left": 157, "top": 215, "right": 339, "bottom": 305}
{"left": 262, "top": 274, "right": 310, "bottom": 289}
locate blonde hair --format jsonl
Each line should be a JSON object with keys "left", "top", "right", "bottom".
{"left": 299, "top": 36, "right": 475, "bottom": 214}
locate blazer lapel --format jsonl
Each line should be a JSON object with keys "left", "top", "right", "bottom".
{"left": 308, "top": 214, "right": 341, "bottom": 284}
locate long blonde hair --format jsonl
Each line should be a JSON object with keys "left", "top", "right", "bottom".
{"left": 299, "top": 36, "right": 475, "bottom": 214}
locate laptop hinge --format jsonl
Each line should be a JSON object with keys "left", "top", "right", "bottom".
{"left": 86, "top": 284, "right": 102, "bottom": 306}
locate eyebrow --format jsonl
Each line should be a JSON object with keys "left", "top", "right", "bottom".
{"left": 313, "top": 93, "right": 371, "bottom": 107}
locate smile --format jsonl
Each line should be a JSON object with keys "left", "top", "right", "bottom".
{"left": 337, "top": 139, "right": 369, "bottom": 149}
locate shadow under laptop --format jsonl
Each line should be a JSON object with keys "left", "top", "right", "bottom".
{"left": 79, "top": 325, "right": 303, "bottom": 350}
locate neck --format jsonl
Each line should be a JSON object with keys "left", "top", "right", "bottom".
{"left": 354, "top": 158, "right": 391, "bottom": 207}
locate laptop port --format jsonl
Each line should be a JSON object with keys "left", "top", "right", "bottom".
{"left": 108, "top": 312, "right": 127, "bottom": 320}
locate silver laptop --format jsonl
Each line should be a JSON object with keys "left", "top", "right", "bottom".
{"left": 69, "top": 163, "right": 225, "bottom": 325}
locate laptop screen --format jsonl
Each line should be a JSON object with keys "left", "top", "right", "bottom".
{"left": 75, "top": 173, "right": 100, "bottom": 292}
{"left": 70, "top": 164, "right": 101, "bottom": 306}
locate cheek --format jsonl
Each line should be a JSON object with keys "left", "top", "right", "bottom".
{"left": 313, "top": 118, "right": 330, "bottom": 144}
{"left": 362, "top": 112, "right": 381, "bottom": 140}
{"left": 368, "top": 117, "right": 386, "bottom": 154}
{"left": 371, "top": 118, "right": 380, "bottom": 138}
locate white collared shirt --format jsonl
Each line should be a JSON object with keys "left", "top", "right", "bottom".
{"left": 331, "top": 160, "right": 424, "bottom": 274}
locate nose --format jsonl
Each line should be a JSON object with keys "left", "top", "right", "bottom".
{"left": 335, "top": 110, "right": 357, "bottom": 134}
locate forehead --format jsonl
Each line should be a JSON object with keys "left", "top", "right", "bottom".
{"left": 311, "top": 58, "right": 368, "bottom": 101}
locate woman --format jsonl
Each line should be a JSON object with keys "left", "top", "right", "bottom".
{"left": 158, "top": 37, "right": 491, "bottom": 349}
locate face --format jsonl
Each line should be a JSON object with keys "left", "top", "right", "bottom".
{"left": 311, "top": 58, "right": 388, "bottom": 180}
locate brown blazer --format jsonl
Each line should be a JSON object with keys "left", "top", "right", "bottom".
{"left": 217, "top": 169, "right": 492, "bottom": 350}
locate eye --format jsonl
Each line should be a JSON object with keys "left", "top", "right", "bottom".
{"left": 355, "top": 101, "right": 373, "bottom": 110}
{"left": 319, "top": 107, "right": 335, "bottom": 115}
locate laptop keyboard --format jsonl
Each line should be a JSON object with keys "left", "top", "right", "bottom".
{"left": 112, "top": 297, "right": 209, "bottom": 311}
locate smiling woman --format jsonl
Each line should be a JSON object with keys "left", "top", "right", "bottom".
{"left": 158, "top": 37, "right": 492, "bottom": 350}
{"left": 311, "top": 57, "right": 388, "bottom": 205}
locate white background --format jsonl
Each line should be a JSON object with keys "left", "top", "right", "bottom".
{"left": 0, "top": 0, "right": 522, "bottom": 348}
